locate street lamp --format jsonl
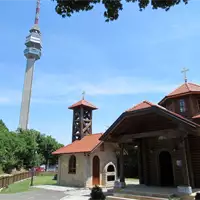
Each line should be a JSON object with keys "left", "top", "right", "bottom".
{"left": 30, "top": 133, "right": 36, "bottom": 186}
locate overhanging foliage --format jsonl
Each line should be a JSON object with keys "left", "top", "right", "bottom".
{"left": 53, "top": 0, "right": 189, "bottom": 22}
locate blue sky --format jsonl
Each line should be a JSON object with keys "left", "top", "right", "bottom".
{"left": 0, "top": 0, "right": 200, "bottom": 145}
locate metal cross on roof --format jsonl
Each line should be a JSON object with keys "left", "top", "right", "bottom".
{"left": 82, "top": 91, "right": 85, "bottom": 100}
{"left": 181, "top": 68, "right": 189, "bottom": 83}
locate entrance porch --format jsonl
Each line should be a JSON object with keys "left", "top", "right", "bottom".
{"left": 100, "top": 103, "right": 200, "bottom": 194}
{"left": 109, "top": 180, "right": 199, "bottom": 200}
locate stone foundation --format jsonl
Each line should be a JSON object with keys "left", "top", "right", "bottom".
{"left": 177, "top": 186, "right": 192, "bottom": 194}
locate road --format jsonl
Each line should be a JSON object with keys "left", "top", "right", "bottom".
{"left": 0, "top": 189, "right": 66, "bottom": 200}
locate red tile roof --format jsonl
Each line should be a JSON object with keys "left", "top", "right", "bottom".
{"left": 159, "top": 82, "right": 200, "bottom": 104}
{"left": 68, "top": 99, "right": 98, "bottom": 110}
{"left": 167, "top": 82, "right": 200, "bottom": 97}
{"left": 52, "top": 133, "right": 103, "bottom": 155}
{"left": 126, "top": 101, "right": 153, "bottom": 112}
{"left": 126, "top": 100, "right": 199, "bottom": 126}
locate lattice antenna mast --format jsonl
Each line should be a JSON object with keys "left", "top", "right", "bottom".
{"left": 34, "top": 0, "right": 40, "bottom": 25}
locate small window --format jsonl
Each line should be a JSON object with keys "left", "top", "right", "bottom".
{"left": 197, "top": 99, "right": 200, "bottom": 111}
{"left": 107, "top": 165, "right": 115, "bottom": 172}
{"left": 107, "top": 175, "right": 115, "bottom": 181}
{"left": 179, "top": 99, "right": 186, "bottom": 113}
{"left": 68, "top": 155, "right": 76, "bottom": 174}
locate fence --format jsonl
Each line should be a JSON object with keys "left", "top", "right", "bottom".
{"left": 0, "top": 171, "right": 41, "bottom": 188}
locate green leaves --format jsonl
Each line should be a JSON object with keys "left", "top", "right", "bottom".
{"left": 53, "top": 0, "right": 189, "bottom": 22}
{"left": 0, "top": 120, "right": 64, "bottom": 173}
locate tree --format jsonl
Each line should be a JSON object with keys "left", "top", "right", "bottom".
{"left": 0, "top": 119, "right": 9, "bottom": 133}
{"left": 0, "top": 122, "right": 24, "bottom": 173}
{"left": 16, "top": 128, "right": 40, "bottom": 169}
{"left": 53, "top": 0, "right": 189, "bottom": 22}
{"left": 0, "top": 120, "right": 64, "bottom": 173}
{"left": 37, "top": 134, "right": 63, "bottom": 170}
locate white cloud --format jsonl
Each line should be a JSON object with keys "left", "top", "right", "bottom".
{"left": 0, "top": 71, "right": 179, "bottom": 105}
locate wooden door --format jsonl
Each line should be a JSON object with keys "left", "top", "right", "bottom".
{"left": 92, "top": 156, "right": 100, "bottom": 185}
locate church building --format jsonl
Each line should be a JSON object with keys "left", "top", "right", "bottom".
{"left": 100, "top": 79, "right": 200, "bottom": 193}
{"left": 52, "top": 98, "right": 118, "bottom": 188}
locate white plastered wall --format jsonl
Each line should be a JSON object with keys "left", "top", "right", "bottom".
{"left": 86, "top": 142, "right": 117, "bottom": 187}
{"left": 57, "top": 153, "right": 89, "bottom": 187}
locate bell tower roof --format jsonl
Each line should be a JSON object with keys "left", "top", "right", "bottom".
{"left": 159, "top": 82, "right": 200, "bottom": 105}
{"left": 68, "top": 99, "right": 98, "bottom": 110}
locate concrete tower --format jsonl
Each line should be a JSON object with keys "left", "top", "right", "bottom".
{"left": 19, "top": 0, "right": 42, "bottom": 130}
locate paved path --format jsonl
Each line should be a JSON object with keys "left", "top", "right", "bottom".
{"left": 0, "top": 189, "right": 66, "bottom": 200}
{"left": 0, "top": 185, "right": 113, "bottom": 200}
{"left": 33, "top": 185, "right": 112, "bottom": 200}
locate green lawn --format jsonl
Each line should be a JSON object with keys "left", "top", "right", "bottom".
{"left": 125, "top": 178, "right": 139, "bottom": 181}
{"left": 0, "top": 176, "right": 57, "bottom": 194}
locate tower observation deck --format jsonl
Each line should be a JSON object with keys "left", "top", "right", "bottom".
{"left": 19, "top": 0, "right": 42, "bottom": 130}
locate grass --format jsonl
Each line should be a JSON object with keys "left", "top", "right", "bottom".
{"left": 37, "top": 171, "right": 57, "bottom": 176}
{"left": 0, "top": 176, "right": 57, "bottom": 194}
{"left": 125, "top": 178, "right": 139, "bottom": 181}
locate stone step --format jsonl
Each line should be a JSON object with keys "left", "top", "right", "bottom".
{"left": 108, "top": 193, "right": 168, "bottom": 200}
{"left": 106, "top": 196, "right": 137, "bottom": 200}
{"left": 106, "top": 196, "right": 168, "bottom": 200}
{"left": 114, "top": 190, "right": 172, "bottom": 199}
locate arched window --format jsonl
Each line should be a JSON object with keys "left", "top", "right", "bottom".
{"left": 107, "top": 165, "right": 115, "bottom": 172}
{"left": 68, "top": 155, "right": 76, "bottom": 174}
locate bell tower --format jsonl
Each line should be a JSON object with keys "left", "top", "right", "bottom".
{"left": 68, "top": 96, "right": 97, "bottom": 142}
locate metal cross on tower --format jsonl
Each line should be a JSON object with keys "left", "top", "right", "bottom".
{"left": 181, "top": 68, "right": 189, "bottom": 83}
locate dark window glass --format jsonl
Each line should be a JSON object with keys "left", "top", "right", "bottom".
{"left": 107, "top": 175, "right": 115, "bottom": 181}
{"left": 68, "top": 155, "right": 76, "bottom": 174}
{"left": 179, "top": 99, "right": 186, "bottom": 113}
{"left": 107, "top": 165, "right": 115, "bottom": 172}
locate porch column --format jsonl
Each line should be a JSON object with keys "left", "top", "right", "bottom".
{"left": 182, "top": 139, "right": 190, "bottom": 186}
{"left": 177, "top": 138, "right": 192, "bottom": 194}
{"left": 141, "top": 139, "right": 148, "bottom": 185}
{"left": 119, "top": 143, "right": 126, "bottom": 188}
{"left": 185, "top": 137, "right": 194, "bottom": 188}
{"left": 138, "top": 140, "right": 144, "bottom": 184}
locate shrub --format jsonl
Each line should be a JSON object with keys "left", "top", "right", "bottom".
{"left": 90, "top": 185, "right": 105, "bottom": 200}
